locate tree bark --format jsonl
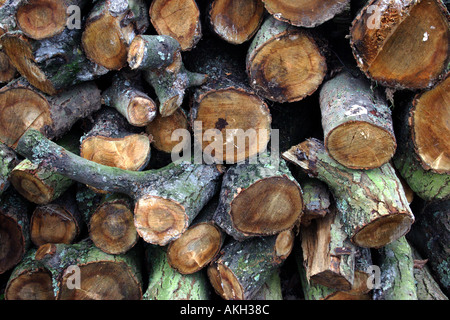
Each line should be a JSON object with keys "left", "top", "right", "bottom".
{"left": 300, "top": 177, "right": 331, "bottom": 226}
{"left": 213, "top": 153, "right": 303, "bottom": 241}
{"left": 406, "top": 199, "right": 450, "bottom": 296}
{"left": 80, "top": 107, "right": 152, "bottom": 173}
{"left": 0, "top": 189, "right": 31, "bottom": 275}
{"left": 81, "top": 0, "right": 149, "bottom": 70}
{"left": 30, "top": 188, "right": 84, "bottom": 247}
{"left": 0, "top": 78, "right": 101, "bottom": 148}
{"left": 319, "top": 71, "right": 396, "bottom": 169}
{"left": 143, "top": 245, "right": 210, "bottom": 300}
{"left": 0, "top": 29, "right": 108, "bottom": 95}
{"left": 208, "top": 0, "right": 264, "bottom": 45}
{"left": 373, "top": 237, "right": 418, "bottom": 300}
{"left": 282, "top": 138, "right": 414, "bottom": 248}
{"left": 0, "top": 142, "right": 17, "bottom": 196}
{"left": 167, "top": 196, "right": 224, "bottom": 274}
{"left": 393, "top": 77, "right": 450, "bottom": 201}
{"left": 262, "top": 0, "right": 350, "bottom": 28}
{"left": 149, "top": 0, "right": 202, "bottom": 51}
{"left": 350, "top": 0, "right": 449, "bottom": 90}
{"left": 128, "top": 34, "right": 207, "bottom": 117}
{"left": 246, "top": 16, "right": 327, "bottom": 103}
{"left": 207, "top": 229, "right": 294, "bottom": 300}
{"left": 188, "top": 37, "right": 272, "bottom": 164}
{"left": 252, "top": 270, "right": 283, "bottom": 300}
{"left": 102, "top": 70, "right": 157, "bottom": 127}
{"left": 16, "top": 129, "right": 223, "bottom": 246}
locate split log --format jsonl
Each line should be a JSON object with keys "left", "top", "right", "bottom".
{"left": 394, "top": 76, "right": 450, "bottom": 201}
{"left": 0, "top": 189, "right": 31, "bottom": 275}
{"left": 350, "top": 0, "right": 449, "bottom": 90}
{"left": 30, "top": 188, "right": 84, "bottom": 247}
{"left": 0, "top": 49, "right": 16, "bottom": 84}
{"left": 128, "top": 34, "right": 207, "bottom": 117}
{"left": 319, "top": 71, "right": 396, "bottom": 169}
{"left": 145, "top": 107, "right": 190, "bottom": 154}
{"left": 300, "top": 177, "right": 331, "bottom": 226}
{"left": 80, "top": 107, "right": 152, "bottom": 172}
{"left": 34, "top": 241, "right": 144, "bottom": 300}
{"left": 0, "top": 78, "right": 101, "bottom": 148}
{"left": 167, "top": 196, "right": 224, "bottom": 274}
{"left": 282, "top": 138, "right": 414, "bottom": 248}
{"left": 0, "top": 142, "right": 17, "bottom": 196}
{"left": 16, "top": 129, "right": 223, "bottom": 246}
{"left": 149, "top": 0, "right": 202, "bottom": 51}
{"left": 9, "top": 132, "right": 80, "bottom": 204}
{"left": 252, "top": 270, "right": 283, "bottom": 300}
{"left": 0, "top": 28, "right": 108, "bottom": 95}
{"left": 143, "top": 245, "right": 210, "bottom": 300}
{"left": 208, "top": 0, "right": 264, "bottom": 45}
{"left": 82, "top": 191, "right": 139, "bottom": 255}
{"left": 15, "top": 0, "right": 90, "bottom": 40}
{"left": 213, "top": 153, "right": 303, "bottom": 241}
{"left": 102, "top": 70, "right": 157, "bottom": 127}
{"left": 246, "top": 16, "right": 327, "bottom": 103}
{"left": 82, "top": 0, "right": 149, "bottom": 70}
{"left": 373, "top": 236, "right": 417, "bottom": 300}
{"left": 406, "top": 199, "right": 450, "bottom": 296}
{"left": 207, "top": 229, "right": 295, "bottom": 300}
{"left": 262, "top": 0, "right": 350, "bottom": 28}
{"left": 411, "top": 246, "right": 448, "bottom": 300}
{"left": 188, "top": 38, "right": 272, "bottom": 164}
{"left": 300, "top": 206, "right": 356, "bottom": 291}
{"left": 4, "top": 248, "right": 54, "bottom": 300}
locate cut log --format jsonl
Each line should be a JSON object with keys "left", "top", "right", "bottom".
{"left": 282, "top": 138, "right": 414, "bottom": 248}
{"left": 15, "top": 0, "right": 89, "bottom": 40}
{"left": 0, "top": 142, "right": 17, "bottom": 196}
{"left": 87, "top": 193, "right": 139, "bottom": 255}
{"left": 128, "top": 34, "right": 207, "bottom": 117}
{"left": 300, "top": 177, "right": 331, "bottom": 226}
{"left": 208, "top": 0, "right": 264, "bottom": 45}
{"left": 213, "top": 153, "right": 303, "bottom": 241}
{"left": 167, "top": 196, "right": 224, "bottom": 274}
{"left": 145, "top": 107, "right": 190, "bottom": 154}
{"left": 9, "top": 132, "right": 80, "bottom": 204}
{"left": 0, "top": 189, "right": 31, "bottom": 275}
{"left": 246, "top": 16, "right": 327, "bottom": 103}
{"left": 188, "top": 38, "right": 272, "bottom": 164}
{"left": 393, "top": 77, "right": 450, "bottom": 201}
{"left": 208, "top": 229, "right": 294, "bottom": 300}
{"left": 0, "top": 50, "right": 16, "bottom": 84}
{"left": 149, "top": 0, "right": 202, "bottom": 51}
{"left": 300, "top": 206, "right": 356, "bottom": 291}
{"left": 0, "top": 78, "right": 101, "bottom": 148}
{"left": 30, "top": 188, "right": 84, "bottom": 246}
{"left": 411, "top": 246, "right": 448, "bottom": 300}
{"left": 350, "top": 0, "right": 449, "bottom": 90}
{"left": 373, "top": 236, "right": 417, "bottom": 300}
{"left": 143, "top": 245, "right": 210, "bottom": 300}
{"left": 80, "top": 107, "right": 152, "bottom": 172}
{"left": 4, "top": 248, "right": 54, "bottom": 300}
{"left": 35, "top": 241, "right": 144, "bottom": 300}
{"left": 406, "top": 199, "right": 450, "bottom": 296}
{"left": 102, "top": 70, "right": 157, "bottom": 127}
{"left": 16, "top": 129, "right": 223, "bottom": 246}
{"left": 0, "top": 29, "right": 108, "bottom": 95}
{"left": 82, "top": 0, "right": 149, "bottom": 70}
{"left": 319, "top": 71, "right": 396, "bottom": 169}
{"left": 262, "top": 0, "right": 350, "bottom": 28}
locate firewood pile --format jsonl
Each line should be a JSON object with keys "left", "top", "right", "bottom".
{"left": 0, "top": 0, "right": 448, "bottom": 301}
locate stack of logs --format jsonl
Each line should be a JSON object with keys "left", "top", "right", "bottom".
{"left": 0, "top": 0, "right": 448, "bottom": 301}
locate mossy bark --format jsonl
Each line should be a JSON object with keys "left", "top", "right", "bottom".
{"left": 0, "top": 142, "right": 17, "bottom": 196}
{"left": 143, "top": 245, "right": 210, "bottom": 300}
{"left": 252, "top": 270, "right": 283, "bottom": 300}
{"left": 300, "top": 177, "right": 331, "bottom": 226}
{"left": 373, "top": 237, "right": 417, "bottom": 300}
{"left": 283, "top": 138, "right": 414, "bottom": 249}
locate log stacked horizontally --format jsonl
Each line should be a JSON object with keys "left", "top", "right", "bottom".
{"left": 0, "top": 0, "right": 448, "bottom": 302}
